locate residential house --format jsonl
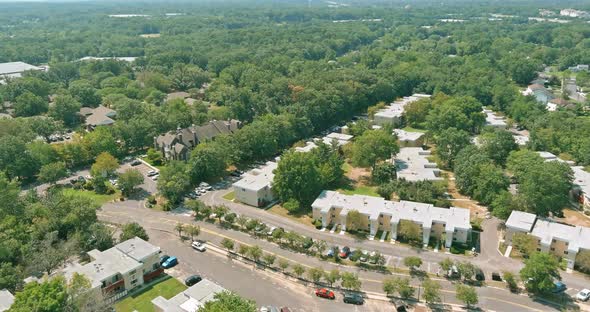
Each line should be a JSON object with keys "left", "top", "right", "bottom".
{"left": 0, "top": 290, "right": 14, "bottom": 312}
{"left": 393, "top": 129, "right": 425, "bottom": 147}
{"left": 547, "top": 98, "right": 571, "bottom": 111}
{"left": 79, "top": 106, "right": 117, "bottom": 130}
{"left": 295, "top": 141, "right": 318, "bottom": 153}
{"left": 233, "top": 161, "right": 278, "bottom": 207}
{"left": 536, "top": 151, "right": 574, "bottom": 165}
{"left": 154, "top": 120, "right": 241, "bottom": 161}
{"left": 152, "top": 278, "right": 226, "bottom": 312}
{"left": 61, "top": 237, "right": 162, "bottom": 303}
{"left": 505, "top": 210, "right": 590, "bottom": 269}
{"left": 373, "top": 94, "right": 431, "bottom": 127}
{"left": 312, "top": 191, "right": 471, "bottom": 247}
{"left": 394, "top": 147, "right": 442, "bottom": 182}
{"left": 560, "top": 9, "right": 589, "bottom": 18}
{"left": 523, "top": 84, "right": 555, "bottom": 105}
{"left": 0, "top": 61, "right": 44, "bottom": 84}
{"left": 319, "top": 132, "right": 353, "bottom": 147}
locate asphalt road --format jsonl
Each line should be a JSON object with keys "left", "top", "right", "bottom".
{"left": 98, "top": 201, "right": 582, "bottom": 312}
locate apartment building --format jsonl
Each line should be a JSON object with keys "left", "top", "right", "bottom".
{"left": 312, "top": 191, "right": 471, "bottom": 247}
{"left": 62, "top": 237, "right": 162, "bottom": 302}
{"left": 373, "top": 94, "right": 431, "bottom": 127}
{"left": 233, "top": 161, "right": 278, "bottom": 207}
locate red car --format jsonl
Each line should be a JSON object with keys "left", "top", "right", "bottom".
{"left": 315, "top": 288, "right": 335, "bottom": 299}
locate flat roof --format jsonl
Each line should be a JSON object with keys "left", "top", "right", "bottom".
{"left": 326, "top": 132, "right": 353, "bottom": 141}
{"left": 0, "top": 290, "right": 14, "bottom": 312}
{"left": 394, "top": 147, "right": 442, "bottom": 182}
{"left": 0, "top": 62, "right": 41, "bottom": 75}
{"left": 374, "top": 94, "right": 431, "bottom": 121}
{"left": 513, "top": 134, "right": 529, "bottom": 145}
{"left": 531, "top": 219, "right": 590, "bottom": 252}
{"left": 233, "top": 161, "right": 277, "bottom": 191}
{"left": 115, "top": 237, "right": 160, "bottom": 261}
{"left": 506, "top": 211, "right": 537, "bottom": 232}
{"left": 394, "top": 129, "right": 425, "bottom": 142}
{"left": 572, "top": 166, "right": 590, "bottom": 196}
{"left": 483, "top": 109, "right": 507, "bottom": 127}
{"left": 152, "top": 279, "right": 225, "bottom": 312}
{"left": 312, "top": 191, "right": 471, "bottom": 231}
{"left": 295, "top": 141, "right": 317, "bottom": 153}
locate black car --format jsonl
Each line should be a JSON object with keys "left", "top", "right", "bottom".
{"left": 491, "top": 272, "right": 502, "bottom": 281}
{"left": 159, "top": 255, "right": 170, "bottom": 265}
{"left": 185, "top": 275, "right": 202, "bottom": 286}
{"left": 343, "top": 292, "right": 364, "bottom": 305}
{"left": 475, "top": 268, "right": 485, "bottom": 281}
{"left": 130, "top": 160, "right": 141, "bottom": 166}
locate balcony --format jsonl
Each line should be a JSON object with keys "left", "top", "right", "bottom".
{"left": 103, "top": 279, "right": 125, "bottom": 295}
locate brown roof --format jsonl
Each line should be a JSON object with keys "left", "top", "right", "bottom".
{"left": 528, "top": 84, "right": 544, "bottom": 90}
{"left": 550, "top": 98, "right": 570, "bottom": 106}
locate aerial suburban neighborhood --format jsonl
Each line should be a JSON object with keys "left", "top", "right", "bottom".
{"left": 1, "top": 1, "right": 590, "bottom": 312}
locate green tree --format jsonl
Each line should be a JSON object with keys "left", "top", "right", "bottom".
{"left": 520, "top": 252, "right": 561, "bottom": 294}
{"left": 292, "top": 264, "right": 305, "bottom": 278}
{"left": 119, "top": 222, "right": 149, "bottom": 241}
{"left": 69, "top": 80, "right": 101, "bottom": 107}
{"left": 350, "top": 130, "right": 399, "bottom": 169}
{"left": 435, "top": 127, "right": 471, "bottom": 169}
{"left": 0, "top": 263, "right": 22, "bottom": 293}
{"left": 157, "top": 161, "right": 191, "bottom": 204}
{"left": 456, "top": 284, "right": 478, "bottom": 308}
{"left": 272, "top": 151, "right": 322, "bottom": 208}
{"left": 7, "top": 277, "right": 68, "bottom": 312}
{"left": 48, "top": 94, "right": 81, "bottom": 126}
{"left": 422, "top": 279, "right": 442, "bottom": 304}
{"left": 346, "top": 210, "right": 363, "bottom": 232}
{"left": 175, "top": 222, "right": 184, "bottom": 238}
{"left": 512, "top": 233, "right": 538, "bottom": 258}
{"left": 503, "top": 271, "right": 519, "bottom": 292}
{"left": 324, "top": 269, "right": 340, "bottom": 287}
{"left": 439, "top": 258, "right": 454, "bottom": 272}
{"left": 90, "top": 152, "right": 118, "bottom": 178}
{"left": 186, "top": 225, "right": 200, "bottom": 242}
{"left": 340, "top": 272, "right": 361, "bottom": 291}
{"left": 398, "top": 220, "right": 422, "bottom": 244}
{"left": 278, "top": 258, "right": 290, "bottom": 272}
{"left": 403, "top": 256, "right": 423, "bottom": 271}
{"left": 248, "top": 245, "right": 263, "bottom": 263}
{"left": 372, "top": 162, "right": 397, "bottom": 185}
{"left": 403, "top": 97, "right": 432, "bottom": 128}
{"left": 38, "top": 162, "right": 68, "bottom": 185}
{"left": 14, "top": 91, "right": 48, "bottom": 117}
{"left": 221, "top": 238, "right": 235, "bottom": 252}
{"left": 479, "top": 129, "right": 518, "bottom": 166}
{"left": 188, "top": 143, "right": 227, "bottom": 184}
{"left": 118, "top": 169, "right": 144, "bottom": 196}
{"left": 307, "top": 267, "right": 324, "bottom": 283}
{"left": 199, "top": 291, "right": 257, "bottom": 312}
{"left": 490, "top": 191, "right": 516, "bottom": 220}
{"left": 457, "top": 261, "right": 477, "bottom": 281}
{"left": 262, "top": 253, "right": 276, "bottom": 266}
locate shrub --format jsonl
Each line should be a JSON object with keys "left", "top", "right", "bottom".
{"left": 313, "top": 219, "right": 323, "bottom": 229}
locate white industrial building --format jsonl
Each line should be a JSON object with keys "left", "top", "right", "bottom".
{"left": 0, "top": 62, "right": 45, "bottom": 84}
{"left": 394, "top": 147, "right": 442, "bottom": 182}
{"left": 312, "top": 190, "right": 471, "bottom": 247}
{"left": 233, "top": 161, "right": 278, "bottom": 207}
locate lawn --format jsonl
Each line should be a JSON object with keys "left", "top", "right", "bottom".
{"left": 267, "top": 204, "right": 315, "bottom": 228}
{"left": 115, "top": 277, "right": 186, "bottom": 312}
{"left": 337, "top": 185, "right": 379, "bottom": 197}
{"left": 222, "top": 191, "right": 235, "bottom": 201}
{"left": 61, "top": 188, "right": 120, "bottom": 206}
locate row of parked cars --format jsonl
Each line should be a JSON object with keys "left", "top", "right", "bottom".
{"left": 315, "top": 288, "right": 365, "bottom": 305}
{"left": 325, "top": 246, "right": 382, "bottom": 264}
{"left": 187, "top": 182, "right": 213, "bottom": 199}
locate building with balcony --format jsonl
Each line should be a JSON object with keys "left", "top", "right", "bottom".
{"left": 311, "top": 191, "right": 471, "bottom": 247}
{"left": 62, "top": 237, "right": 162, "bottom": 303}
{"left": 233, "top": 161, "right": 278, "bottom": 207}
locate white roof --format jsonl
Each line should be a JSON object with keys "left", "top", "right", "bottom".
{"left": 326, "top": 132, "right": 353, "bottom": 141}
{"left": 483, "top": 109, "right": 507, "bottom": 127}
{"left": 152, "top": 279, "right": 225, "bottom": 312}
{"left": 312, "top": 190, "right": 471, "bottom": 231}
{"left": 374, "top": 94, "right": 431, "bottom": 121}
{"left": 506, "top": 211, "right": 537, "bottom": 232}
{"left": 394, "top": 147, "right": 442, "bottom": 182}
{"left": 233, "top": 161, "right": 277, "bottom": 192}
{"left": 78, "top": 56, "right": 137, "bottom": 62}
{"left": 573, "top": 166, "right": 590, "bottom": 196}
{"left": 394, "top": 129, "right": 425, "bottom": 142}
{"left": 0, "top": 290, "right": 14, "bottom": 312}
{"left": 0, "top": 62, "right": 41, "bottom": 76}
{"left": 536, "top": 151, "right": 572, "bottom": 164}
{"left": 513, "top": 134, "right": 529, "bottom": 145}
{"left": 295, "top": 141, "right": 317, "bottom": 153}
{"left": 531, "top": 220, "right": 590, "bottom": 252}
{"left": 115, "top": 237, "right": 160, "bottom": 261}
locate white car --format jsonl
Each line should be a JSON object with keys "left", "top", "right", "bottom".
{"left": 151, "top": 175, "right": 159, "bottom": 181}
{"left": 577, "top": 289, "right": 590, "bottom": 301}
{"left": 147, "top": 170, "right": 158, "bottom": 177}
{"left": 191, "top": 241, "right": 206, "bottom": 252}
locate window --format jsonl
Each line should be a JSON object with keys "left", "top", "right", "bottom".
{"left": 564, "top": 251, "right": 569, "bottom": 255}
{"left": 552, "top": 239, "right": 556, "bottom": 243}
{"left": 550, "top": 247, "right": 555, "bottom": 251}
{"left": 131, "top": 279, "right": 138, "bottom": 285}
{"left": 153, "top": 263, "right": 159, "bottom": 270}
{"left": 537, "top": 248, "right": 541, "bottom": 252}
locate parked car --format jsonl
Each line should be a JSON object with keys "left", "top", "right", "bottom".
{"left": 260, "top": 307, "right": 279, "bottom": 312}
{"left": 162, "top": 256, "right": 178, "bottom": 269}
{"left": 339, "top": 246, "right": 351, "bottom": 259}
{"left": 552, "top": 281, "right": 567, "bottom": 293}
{"left": 185, "top": 275, "right": 202, "bottom": 286}
{"left": 325, "top": 247, "right": 336, "bottom": 258}
{"left": 448, "top": 265, "right": 460, "bottom": 278}
{"left": 368, "top": 251, "right": 378, "bottom": 264}
{"left": 279, "top": 307, "right": 291, "bottom": 312}
{"left": 315, "top": 288, "right": 335, "bottom": 299}
{"left": 147, "top": 170, "right": 158, "bottom": 177}
{"left": 576, "top": 289, "right": 590, "bottom": 301}
{"left": 475, "top": 268, "right": 485, "bottom": 281}
{"left": 359, "top": 250, "right": 369, "bottom": 262}
{"left": 343, "top": 292, "right": 364, "bottom": 305}
{"left": 191, "top": 241, "right": 207, "bottom": 252}
{"left": 267, "top": 226, "right": 277, "bottom": 236}
{"left": 130, "top": 160, "right": 141, "bottom": 166}
{"left": 151, "top": 175, "right": 159, "bottom": 181}
{"left": 159, "top": 255, "right": 170, "bottom": 265}
{"left": 491, "top": 272, "right": 502, "bottom": 281}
